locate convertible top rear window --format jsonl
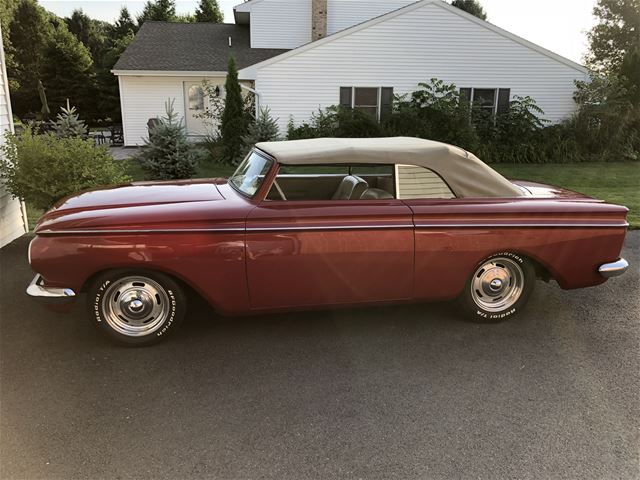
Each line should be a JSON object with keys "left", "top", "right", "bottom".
{"left": 229, "top": 152, "right": 273, "bottom": 197}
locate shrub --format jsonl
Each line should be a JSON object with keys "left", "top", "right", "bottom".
{"left": 242, "top": 107, "right": 281, "bottom": 155}
{"left": 287, "top": 106, "right": 382, "bottom": 140}
{"left": 0, "top": 128, "right": 130, "bottom": 211}
{"left": 137, "top": 99, "right": 201, "bottom": 180}
{"left": 51, "top": 104, "right": 88, "bottom": 138}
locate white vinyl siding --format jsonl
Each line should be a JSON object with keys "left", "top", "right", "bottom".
{"left": 327, "top": 0, "right": 416, "bottom": 35}
{"left": 119, "top": 75, "right": 225, "bottom": 146}
{"left": 247, "top": 1, "right": 587, "bottom": 132}
{"left": 250, "top": 0, "right": 311, "bottom": 49}
{"left": 0, "top": 33, "right": 27, "bottom": 247}
{"left": 396, "top": 165, "right": 455, "bottom": 199}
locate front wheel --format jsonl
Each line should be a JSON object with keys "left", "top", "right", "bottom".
{"left": 459, "top": 253, "right": 535, "bottom": 323}
{"left": 87, "top": 270, "right": 186, "bottom": 346}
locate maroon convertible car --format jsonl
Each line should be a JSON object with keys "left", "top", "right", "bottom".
{"left": 27, "top": 137, "right": 629, "bottom": 345}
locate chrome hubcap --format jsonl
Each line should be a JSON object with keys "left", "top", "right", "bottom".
{"left": 102, "top": 276, "right": 170, "bottom": 337}
{"left": 471, "top": 257, "right": 524, "bottom": 312}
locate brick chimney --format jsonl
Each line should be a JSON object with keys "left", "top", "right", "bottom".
{"left": 311, "top": 0, "right": 327, "bottom": 41}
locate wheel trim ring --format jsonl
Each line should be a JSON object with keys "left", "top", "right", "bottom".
{"left": 102, "top": 276, "right": 170, "bottom": 337}
{"left": 471, "top": 258, "right": 525, "bottom": 313}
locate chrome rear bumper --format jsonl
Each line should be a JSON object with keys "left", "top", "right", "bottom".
{"left": 598, "top": 258, "right": 629, "bottom": 278}
{"left": 26, "top": 274, "right": 76, "bottom": 303}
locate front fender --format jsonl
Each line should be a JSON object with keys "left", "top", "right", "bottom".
{"left": 29, "top": 232, "right": 250, "bottom": 314}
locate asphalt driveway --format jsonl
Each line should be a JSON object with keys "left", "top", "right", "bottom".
{"left": 1, "top": 233, "right": 638, "bottom": 480}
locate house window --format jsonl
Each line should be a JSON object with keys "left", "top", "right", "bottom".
{"left": 460, "top": 88, "right": 510, "bottom": 115}
{"left": 188, "top": 85, "right": 205, "bottom": 111}
{"left": 339, "top": 87, "right": 394, "bottom": 121}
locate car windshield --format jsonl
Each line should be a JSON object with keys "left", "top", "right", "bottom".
{"left": 229, "top": 151, "right": 273, "bottom": 197}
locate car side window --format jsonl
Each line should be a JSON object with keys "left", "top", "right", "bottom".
{"left": 266, "top": 164, "right": 395, "bottom": 201}
{"left": 395, "top": 164, "right": 456, "bottom": 199}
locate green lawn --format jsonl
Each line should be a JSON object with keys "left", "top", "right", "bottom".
{"left": 493, "top": 163, "right": 639, "bottom": 228}
{"left": 124, "top": 157, "right": 237, "bottom": 180}
{"left": 28, "top": 160, "right": 638, "bottom": 232}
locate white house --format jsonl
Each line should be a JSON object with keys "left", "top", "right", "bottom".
{"left": 114, "top": 0, "right": 589, "bottom": 146}
{"left": 0, "top": 26, "right": 28, "bottom": 248}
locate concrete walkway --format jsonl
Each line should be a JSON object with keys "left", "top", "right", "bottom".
{"left": 109, "top": 146, "right": 139, "bottom": 160}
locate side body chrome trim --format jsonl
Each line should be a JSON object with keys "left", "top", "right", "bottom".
{"left": 598, "top": 258, "right": 629, "bottom": 278}
{"left": 37, "top": 228, "right": 246, "bottom": 235}
{"left": 37, "top": 222, "right": 629, "bottom": 236}
{"left": 415, "top": 223, "right": 630, "bottom": 229}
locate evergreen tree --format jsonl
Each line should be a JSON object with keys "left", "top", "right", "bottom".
{"left": 450, "top": 0, "right": 487, "bottom": 20}
{"left": 113, "top": 7, "right": 137, "bottom": 38}
{"left": 195, "top": 0, "right": 224, "bottom": 23}
{"left": 41, "top": 23, "right": 95, "bottom": 119}
{"left": 65, "top": 9, "right": 109, "bottom": 68}
{"left": 242, "top": 107, "right": 280, "bottom": 156}
{"left": 137, "top": 0, "right": 177, "bottom": 25}
{"left": 220, "top": 57, "right": 249, "bottom": 165}
{"left": 7, "top": 0, "right": 53, "bottom": 115}
{"left": 52, "top": 104, "right": 88, "bottom": 138}
{"left": 138, "top": 99, "right": 199, "bottom": 179}
{"left": 65, "top": 9, "right": 92, "bottom": 46}
{"left": 587, "top": 0, "right": 640, "bottom": 75}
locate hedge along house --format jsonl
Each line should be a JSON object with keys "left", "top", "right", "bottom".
{"left": 114, "top": 0, "right": 589, "bottom": 146}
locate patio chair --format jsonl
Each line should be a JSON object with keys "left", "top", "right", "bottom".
{"left": 110, "top": 124, "right": 124, "bottom": 145}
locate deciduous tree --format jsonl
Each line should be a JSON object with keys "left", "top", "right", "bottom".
{"left": 41, "top": 22, "right": 95, "bottom": 118}
{"left": 586, "top": 0, "right": 640, "bottom": 75}
{"left": 7, "top": 0, "right": 54, "bottom": 115}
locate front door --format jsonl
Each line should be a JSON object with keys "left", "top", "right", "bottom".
{"left": 184, "top": 82, "right": 208, "bottom": 136}
{"left": 245, "top": 200, "right": 415, "bottom": 310}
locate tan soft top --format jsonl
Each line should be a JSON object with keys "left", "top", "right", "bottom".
{"left": 256, "top": 137, "right": 522, "bottom": 198}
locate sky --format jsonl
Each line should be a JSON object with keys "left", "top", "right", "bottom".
{"left": 40, "top": 0, "right": 598, "bottom": 65}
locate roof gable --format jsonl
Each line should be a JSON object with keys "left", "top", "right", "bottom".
{"left": 239, "top": 0, "right": 587, "bottom": 77}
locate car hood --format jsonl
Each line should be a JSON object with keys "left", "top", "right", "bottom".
{"left": 35, "top": 179, "right": 247, "bottom": 234}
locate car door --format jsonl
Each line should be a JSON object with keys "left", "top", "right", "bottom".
{"left": 395, "top": 164, "right": 479, "bottom": 301}
{"left": 245, "top": 173, "right": 414, "bottom": 310}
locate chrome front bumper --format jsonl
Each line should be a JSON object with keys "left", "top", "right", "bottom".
{"left": 26, "top": 274, "right": 76, "bottom": 303}
{"left": 598, "top": 258, "right": 629, "bottom": 279}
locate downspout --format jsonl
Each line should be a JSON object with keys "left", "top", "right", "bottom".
{"left": 240, "top": 83, "right": 260, "bottom": 117}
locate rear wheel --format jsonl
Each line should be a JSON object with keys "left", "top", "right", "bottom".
{"left": 87, "top": 270, "right": 186, "bottom": 346}
{"left": 459, "top": 253, "right": 535, "bottom": 323}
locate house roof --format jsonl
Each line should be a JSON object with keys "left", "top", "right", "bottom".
{"left": 113, "top": 22, "right": 288, "bottom": 73}
{"left": 239, "top": 0, "right": 587, "bottom": 78}
{"left": 256, "top": 137, "right": 523, "bottom": 198}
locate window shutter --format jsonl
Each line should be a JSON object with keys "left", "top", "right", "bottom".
{"left": 497, "top": 88, "right": 511, "bottom": 114}
{"left": 339, "top": 87, "right": 352, "bottom": 108}
{"left": 459, "top": 88, "right": 472, "bottom": 104}
{"left": 380, "top": 87, "right": 394, "bottom": 121}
